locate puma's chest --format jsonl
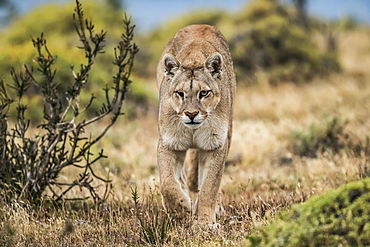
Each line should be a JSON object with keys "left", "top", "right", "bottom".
{"left": 160, "top": 116, "right": 228, "bottom": 151}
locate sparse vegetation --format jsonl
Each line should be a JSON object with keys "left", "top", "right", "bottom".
{"left": 289, "top": 116, "right": 347, "bottom": 157}
{"left": 0, "top": 0, "right": 370, "bottom": 245}
{"left": 0, "top": 0, "right": 138, "bottom": 203}
{"left": 131, "top": 186, "right": 174, "bottom": 245}
{"left": 289, "top": 115, "right": 370, "bottom": 159}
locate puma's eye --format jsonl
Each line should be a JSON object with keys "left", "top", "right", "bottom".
{"left": 199, "top": 90, "right": 211, "bottom": 98}
{"left": 175, "top": 91, "right": 184, "bottom": 98}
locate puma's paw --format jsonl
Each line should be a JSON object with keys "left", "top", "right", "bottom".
{"left": 162, "top": 192, "right": 192, "bottom": 218}
{"left": 176, "top": 196, "right": 192, "bottom": 214}
{"left": 192, "top": 220, "right": 221, "bottom": 233}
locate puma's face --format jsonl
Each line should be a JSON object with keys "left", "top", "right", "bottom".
{"left": 171, "top": 74, "right": 220, "bottom": 129}
{"left": 162, "top": 53, "right": 223, "bottom": 129}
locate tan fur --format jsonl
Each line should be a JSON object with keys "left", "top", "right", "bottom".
{"left": 157, "top": 25, "right": 236, "bottom": 226}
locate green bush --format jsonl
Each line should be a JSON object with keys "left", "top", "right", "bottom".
{"left": 337, "top": 16, "right": 358, "bottom": 30}
{"left": 230, "top": 0, "right": 340, "bottom": 84}
{"left": 248, "top": 178, "right": 370, "bottom": 246}
{"left": 3, "top": 1, "right": 124, "bottom": 45}
{"left": 289, "top": 116, "right": 347, "bottom": 157}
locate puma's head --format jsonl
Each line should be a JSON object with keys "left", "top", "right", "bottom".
{"left": 162, "top": 52, "right": 223, "bottom": 129}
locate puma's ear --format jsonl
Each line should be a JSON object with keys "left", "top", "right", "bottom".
{"left": 163, "top": 54, "right": 180, "bottom": 76}
{"left": 205, "top": 52, "right": 223, "bottom": 77}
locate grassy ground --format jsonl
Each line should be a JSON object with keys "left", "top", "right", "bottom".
{"left": 1, "top": 29, "right": 370, "bottom": 246}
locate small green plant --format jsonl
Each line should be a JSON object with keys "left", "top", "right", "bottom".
{"left": 248, "top": 178, "right": 370, "bottom": 246}
{"left": 289, "top": 116, "right": 347, "bottom": 157}
{"left": 0, "top": 0, "right": 138, "bottom": 203}
{"left": 131, "top": 187, "right": 174, "bottom": 245}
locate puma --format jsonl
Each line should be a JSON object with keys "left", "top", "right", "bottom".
{"left": 157, "top": 24, "right": 236, "bottom": 226}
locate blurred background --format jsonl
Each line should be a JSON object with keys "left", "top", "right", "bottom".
{"left": 2, "top": 0, "right": 370, "bottom": 31}
{"left": 1, "top": 0, "right": 369, "bottom": 121}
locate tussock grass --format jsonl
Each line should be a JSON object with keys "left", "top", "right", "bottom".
{"left": 2, "top": 26, "right": 370, "bottom": 247}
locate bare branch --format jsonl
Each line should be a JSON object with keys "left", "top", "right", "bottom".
{"left": 0, "top": 0, "right": 137, "bottom": 203}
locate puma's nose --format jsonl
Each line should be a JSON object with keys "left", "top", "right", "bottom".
{"left": 185, "top": 111, "right": 199, "bottom": 120}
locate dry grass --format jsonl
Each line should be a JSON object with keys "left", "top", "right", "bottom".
{"left": 1, "top": 28, "right": 370, "bottom": 246}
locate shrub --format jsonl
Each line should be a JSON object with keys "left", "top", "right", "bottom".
{"left": 0, "top": 1, "right": 142, "bottom": 121}
{"left": 289, "top": 116, "right": 370, "bottom": 159}
{"left": 337, "top": 16, "right": 358, "bottom": 30}
{"left": 3, "top": 1, "right": 124, "bottom": 45}
{"left": 248, "top": 178, "right": 370, "bottom": 246}
{"left": 344, "top": 135, "right": 370, "bottom": 158}
{"left": 289, "top": 116, "right": 347, "bottom": 157}
{"left": 230, "top": 0, "right": 340, "bottom": 84}
{"left": 0, "top": 0, "right": 138, "bottom": 203}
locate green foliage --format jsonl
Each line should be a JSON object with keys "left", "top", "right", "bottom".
{"left": 337, "top": 16, "right": 358, "bottom": 30}
{"left": 0, "top": 0, "right": 138, "bottom": 203}
{"left": 344, "top": 135, "right": 370, "bottom": 159}
{"left": 3, "top": 1, "right": 123, "bottom": 45}
{"left": 290, "top": 116, "right": 370, "bottom": 159}
{"left": 136, "top": 10, "right": 231, "bottom": 78}
{"left": 0, "top": 0, "right": 123, "bottom": 77}
{"left": 124, "top": 77, "right": 159, "bottom": 118}
{"left": 248, "top": 178, "right": 370, "bottom": 246}
{"left": 230, "top": 0, "right": 340, "bottom": 84}
{"left": 239, "top": 0, "right": 288, "bottom": 23}
{"left": 289, "top": 116, "right": 347, "bottom": 157}
{"left": 0, "top": 0, "right": 148, "bottom": 121}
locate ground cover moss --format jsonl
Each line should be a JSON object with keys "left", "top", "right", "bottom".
{"left": 248, "top": 178, "right": 370, "bottom": 246}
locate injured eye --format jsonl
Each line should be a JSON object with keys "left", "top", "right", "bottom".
{"left": 199, "top": 90, "right": 211, "bottom": 98}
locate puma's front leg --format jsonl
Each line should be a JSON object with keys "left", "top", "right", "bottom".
{"left": 157, "top": 141, "right": 192, "bottom": 218}
{"left": 195, "top": 147, "right": 227, "bottom": 225}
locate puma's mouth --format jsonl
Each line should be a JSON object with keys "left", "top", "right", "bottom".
{"left": 185, "top": 120, "right": 201, "bottom": 125}
{"left": 183, "top": 121, "right": 203, "bottom": 129}
{"left": 180, "top": 113, "right": 206, "bottom": 129}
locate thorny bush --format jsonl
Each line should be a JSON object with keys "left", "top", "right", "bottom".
{"left": 0, "top": 0, "right": 138, "bottom": 204}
